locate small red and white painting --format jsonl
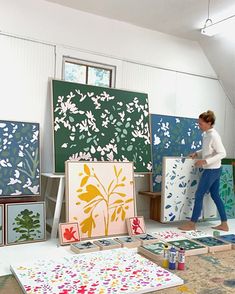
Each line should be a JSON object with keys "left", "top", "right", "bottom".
{"left": 126, "top": 216, "right": 146, "bottom": 236}
{"left": 59, "top": 222, "right": 80, "bottom": 245}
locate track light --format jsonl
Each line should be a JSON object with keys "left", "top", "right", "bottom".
{"left": 201, "top": 15, "right": 235, "bottom": 37}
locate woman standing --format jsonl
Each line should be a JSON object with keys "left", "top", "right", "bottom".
{"left": 179, "top": 110, "right": 229, "bottom": 232}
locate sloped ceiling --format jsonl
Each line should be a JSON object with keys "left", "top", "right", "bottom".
{"left": 46, "top": 0, "right": 235, "bottom": 106}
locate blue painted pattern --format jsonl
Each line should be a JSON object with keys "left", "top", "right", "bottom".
{"left": 0, "top": 121, "right": 40, "bottom": 197}
{"left": 151, "top": 114, "right": 202, "bottom": 192}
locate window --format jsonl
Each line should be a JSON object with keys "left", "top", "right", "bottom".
{"left": 63, "top": 57, "right": 116, "bottom": 87}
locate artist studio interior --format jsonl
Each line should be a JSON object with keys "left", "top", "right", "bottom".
{"left": 1, "top": 1, "right": 235, "bottom": 293}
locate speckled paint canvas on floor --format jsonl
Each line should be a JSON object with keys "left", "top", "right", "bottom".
{"left": 10, "top": 248, "right": 184, "bottom": 293}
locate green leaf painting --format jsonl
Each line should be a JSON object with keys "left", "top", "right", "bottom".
{"left": 6, "top": 202, "right": 45, "bottom": 245}
{"left": 52, "top": 80, "right": 152, "bottom": 173}
{"left": 219, "top": 165, "right": 235, "bottom": 218}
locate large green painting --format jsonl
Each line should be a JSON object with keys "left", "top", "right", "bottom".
{"left": 52, "top": 80, "right": 152, "bottom": 173}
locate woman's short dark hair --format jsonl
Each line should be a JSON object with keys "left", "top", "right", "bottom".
{"left": 199, "top": 110, "right": 216, "bottom": 125}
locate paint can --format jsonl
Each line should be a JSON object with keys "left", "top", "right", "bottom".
{"left": 177, "top": 247, "right": 185, "bottom": 270}
{"left": 169, "top": 246, "right": 177, "bottom": 270}
{"left": 162, "top": 244, "right": 169, "bottom": 268}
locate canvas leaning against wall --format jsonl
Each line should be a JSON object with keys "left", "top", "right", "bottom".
{"left": 219, "top": 164, "right": 235, "bottom": 218}
{"left": 151, "top": 114, "right": 202, "bottom": 192}
{"left": 0, "top": 204, "right": 4, "bottom": 246}
{"left": 52, "top": 79, "right": 152, "bottom": 173}
{"left": 66, "top": 161, "right": 135, "bottom": 239}
{"left": 6, "top": 202, "right": 46, "bottom": 245}
{"left": 0, "top": 120, "right": 40, "bottom": 197}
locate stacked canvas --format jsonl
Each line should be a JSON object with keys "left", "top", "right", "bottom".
{"left": 138, "top": 241, "right": 166, "bottom": 262}
{"left": 216, "top": 234, "right": 235, "bottom": 249}
{"left": 115, "top": 236, "right": 141, "bottom": 248}
{"left": 192, "top": 236, "right": 232, "bottom": 253}
{"left": 71, "top": 241, "right": 100, "bottom": 253}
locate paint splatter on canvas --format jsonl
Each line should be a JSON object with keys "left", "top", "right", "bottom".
{"left": 11, "top": 248, "right": 183, "bottom": 293}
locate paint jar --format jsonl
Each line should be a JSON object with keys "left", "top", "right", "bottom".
{"left": 169, "top": 246, "right": 177, "bottom": 270}
{"left": 177, "top": 247, "right": 185, "bottom": 270}
{"left": 162, "top": 244, "right": 169, "bottom": 268}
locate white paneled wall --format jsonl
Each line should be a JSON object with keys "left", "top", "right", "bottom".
{"left": 0, "top": 34, "right": 55, "bottom": 172}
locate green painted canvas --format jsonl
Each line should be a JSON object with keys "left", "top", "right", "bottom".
{"left": 221, "top": 158, "right": 235, "bottom": 190}
{"left": 219, "top": 165, "right": 235, "bottom": 218}
{"left": 193, "top": 237, "right": 228, "bottom": 247}
{"left": 141, "top": 241, "right": 166, "bottom": 255}
{"left": 52, "top": 80, "right": 152, "bottom": 173}
{"left": 168, "top": 239, "right": 205, "bottom": 250}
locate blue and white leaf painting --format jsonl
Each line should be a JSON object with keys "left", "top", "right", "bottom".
{"left": 151, "top": 114, "right": 202, "bottom": 192}
{"left": 161, "top": 157, "right": 202, "bottom": 222}
{"left": 161, "top": 157, "right": 217, "bottom": 222}
{"left": 0, "top": 121, "right": 40, "bottom": 197}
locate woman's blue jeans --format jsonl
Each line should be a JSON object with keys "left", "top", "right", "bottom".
{"left": 191, "top": 168, "right": 227, "bottom": 222}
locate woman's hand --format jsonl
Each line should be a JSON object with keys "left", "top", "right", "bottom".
{"left": 195, "top": 160, "right": 207, "bottom": 167}
{"left": 189, "top": 152, "right": 198, "bottom": 159}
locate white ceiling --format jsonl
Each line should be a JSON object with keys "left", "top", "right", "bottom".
{"left": 47, "top": 0, "right": 235, "bottom": 106}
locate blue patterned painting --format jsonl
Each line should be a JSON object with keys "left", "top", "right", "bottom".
{"left": 219, "top": 165, "right": 235, "bottom": 218}
{"left": 0, "top": 121, "right": 40, "bottom": 197}
{"left": 0, "top": 204, "right": 3, "bottom": 246}
{"left": 151, "top": 114, "right": 202, "bottom": 192}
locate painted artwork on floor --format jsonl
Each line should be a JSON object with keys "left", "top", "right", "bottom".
{"left": 52, "top": 79, "right": 152, "bottom": 173}
{"left": 6, "top": 202, "right": 46, "bottom": 245}
{"left": 0, "top": 120, "right": 40, "bottom": 197}
{"left": 153, "top": 230, "right": 185, "bottom": 242}
{"left": 66, "top": 161, "right": 135, "bottom": 239}
{"left": 59, "top": 222, "right": 80, "bottom": 245}
{"left": 161, "top": 157, "right": 217, "bottom": 222}
{"left": 11, "top": 248, "right": 184, "bottom": 293}
{"left": 151, "top": 114, "right": 202, "bottom": 192}
{"left": 0, "top": 204, "right": 3, "bottom": 246}
{"left": 126, "top": 216, "right": 146, "bottom": 236}
{"left": 219, "top": 164, "right": 235, "bottom": 218}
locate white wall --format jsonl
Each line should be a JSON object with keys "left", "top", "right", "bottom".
{"left": 0, "top": 0, "right": 234, "bottom": 217}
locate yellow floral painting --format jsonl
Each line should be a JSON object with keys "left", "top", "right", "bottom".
{"left": 66, "top": 161, "right": 135, "bottom": 238}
